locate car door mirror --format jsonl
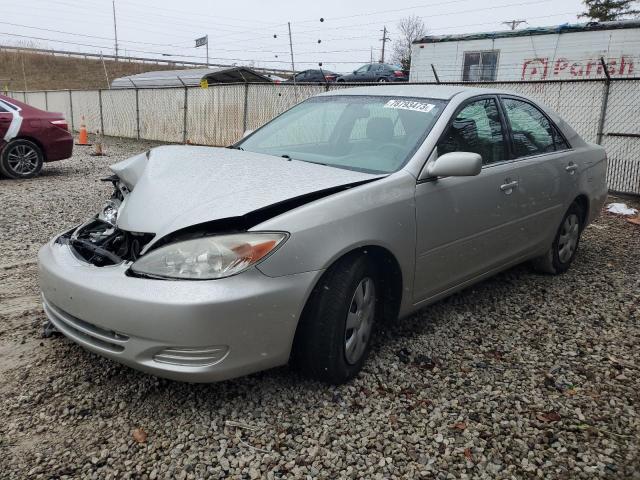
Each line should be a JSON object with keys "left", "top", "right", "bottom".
{"left": 425, "top": 151, "right": 482, "bottom": 178}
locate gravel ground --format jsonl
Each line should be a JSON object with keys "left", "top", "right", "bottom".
{"left": 0, "top": 137, "right": 639, "bottom": 480}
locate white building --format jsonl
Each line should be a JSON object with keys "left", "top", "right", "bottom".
{"left": 410, "top": 20, "right": 640, "bottom": 82}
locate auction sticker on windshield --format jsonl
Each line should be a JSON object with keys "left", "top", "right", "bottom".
{"left": 384, "top": 99, "right": 435, "bottom": 113}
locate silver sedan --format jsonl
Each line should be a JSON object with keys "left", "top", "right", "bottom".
{"left": 38, "top": 85, "right": 608, "bottom": 384}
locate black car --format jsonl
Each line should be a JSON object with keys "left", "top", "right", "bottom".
{"left": 337, "top": 63, "right": 408, "bottom": 83}
{"left": 286, "top": 69, "right": 338, "bottom": 83}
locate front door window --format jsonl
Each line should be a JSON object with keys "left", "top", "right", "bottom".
{"left": 437, "top": 98, "right": 506, "bottom": 165}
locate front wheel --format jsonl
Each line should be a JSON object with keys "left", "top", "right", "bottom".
{"left": 532, "top": 203, "right": 584, "bottom": 274}
{"left": 292, "top": 253, "right": 379, "bottom": 384}
{"left": 0, "top": 139, "right": 44, "bottom": 179}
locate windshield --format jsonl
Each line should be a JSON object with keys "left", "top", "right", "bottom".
{"left": 237, "top": 95, "right": 446, "bottom": 174}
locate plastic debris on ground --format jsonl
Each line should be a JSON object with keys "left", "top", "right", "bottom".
{"left": 606, "top": 203, "right": 638, "bottom": 216}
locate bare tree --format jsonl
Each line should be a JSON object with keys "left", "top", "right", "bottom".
{"left": 391, "top": 15, "right": 427, "bottom": 70}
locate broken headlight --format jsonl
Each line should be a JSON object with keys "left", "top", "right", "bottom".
{"left": 129, "top": 232, "right": 287, "bottom": 280}
{"left": 98, "top": 199, "right": 121, "bottom": 225}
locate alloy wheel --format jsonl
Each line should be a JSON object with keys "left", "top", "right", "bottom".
{"left": 558, "top": 213, "right": 580, "bottom": 263}
{"left": 6, "top": 144, "right": 40, "bottom": 176}
{"left": 344, "top": 277, "right": 376, "bottom": 365}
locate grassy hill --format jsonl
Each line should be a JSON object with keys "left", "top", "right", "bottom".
{"left": 0, "top": 48, "right": 189, "bottom": 91}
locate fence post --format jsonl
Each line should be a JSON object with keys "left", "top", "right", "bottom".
{"left": 183, "top": 86, "right": 188, "bottom": 144}
{"left": 596, "top": 57, "right": 611, "bottom": 146}
{"left": 135, "top": 88, "right": 140, "bottom": 140}
{"left": 68, "top": 90, "right": 74, "bottom": 132}
{"left": 243, "top": 83, "right": 249, "bottom": 132}
{"left": 44, "top": 90, "right": 48, "bottom": 110}
{"left": 98, "top": 89, "right": 104, "bottom": 135}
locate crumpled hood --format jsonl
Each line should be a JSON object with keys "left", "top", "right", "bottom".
{"left": 111, "top": 145, "right": 378, "bottom": 239}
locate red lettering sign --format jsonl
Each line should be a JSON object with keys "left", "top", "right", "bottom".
{"left": 521, "top": 55, "right": 635, "bottom": 80}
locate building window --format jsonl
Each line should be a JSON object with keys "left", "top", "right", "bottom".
{"left": 462, "top": 51, "right": 499, "bottom": 81}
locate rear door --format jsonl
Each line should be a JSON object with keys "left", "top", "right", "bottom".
{"left": 499, "top": 96, "right": 578, "bottom": 251}
{"left": 413, "top": 96, "right": 529, "bottom": 302}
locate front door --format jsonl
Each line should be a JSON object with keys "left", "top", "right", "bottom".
{"left": 413, "top": 96, "right": 527, "bottom": 303}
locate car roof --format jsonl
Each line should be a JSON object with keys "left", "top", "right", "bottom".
{"left": 316, "top": 84, "right": 499, "bottom": 100}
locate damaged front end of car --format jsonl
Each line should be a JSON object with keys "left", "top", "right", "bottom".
{"left": 54, "top": 145, "right": 382, "bottom": 276}
{"left": 55, "top": 162, "right": 155, "bottom": 267}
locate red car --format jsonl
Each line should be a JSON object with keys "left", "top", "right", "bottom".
{"left": 0, "top": 94, "right": 73, "bottom": 179}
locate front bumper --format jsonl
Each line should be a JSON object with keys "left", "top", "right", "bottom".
{"left": 38, "top": 239, "right": 321, "bottom": 382}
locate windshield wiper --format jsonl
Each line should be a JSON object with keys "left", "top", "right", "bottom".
{"left": 281, "top": 154, "right": 293, "bottom": 161}
{"left": 227, "top": 145, "right": 244, "bottom": 150}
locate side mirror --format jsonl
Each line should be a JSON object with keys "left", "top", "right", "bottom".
{"left": 242, "top": 129, "right": 254, "bottom": 139}
{"left": 353, "top": 70, "right": 358, "bottom": 74}
{"left": 425, "top": 151, "right": 482, "bottom": 178}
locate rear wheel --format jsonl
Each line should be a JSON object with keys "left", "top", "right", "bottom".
{"left": 0, "top": 139, "right": 44, "bottom": 179}
{"left": 292, "top": 253, "right": 379, "bottom": 384}
{"left": 377, "top": 77, "right": 389, "bottom": 83}
{"left": 532, "top": 203, "right": 584, "bottom": 274}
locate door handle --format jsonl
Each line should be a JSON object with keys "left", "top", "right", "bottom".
{"left": 500, "top": 180, "right": 519, "bottom": 194}
{"left": 565, "top": 163, "right": 578, "bottom": 174}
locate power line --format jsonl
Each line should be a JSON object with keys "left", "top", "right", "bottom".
{"left": 292, "top": 0, "right": 555, "bottom": 36}
{"left": 0, "top": 1, "right": 584, "bottom": 70}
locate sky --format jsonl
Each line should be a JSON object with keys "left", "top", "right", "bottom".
{"left": 0, "top": 0, "right": 587, "bottom": 73}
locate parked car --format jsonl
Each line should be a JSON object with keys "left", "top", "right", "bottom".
{"left": 287, "top": 69, "right": 338, "bottom": 83}
{"left": 39, "top": 85, "right": 607, "bottom": 384}
{"left": 337, "top": 63, "right": 408, "bottom": 83}
{"left": 0, "top": 94, "right": 73, "bottom": 179}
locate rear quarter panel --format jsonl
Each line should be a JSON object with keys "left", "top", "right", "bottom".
{"left": 578, "top": 143, "right": 608, "bottom": 224}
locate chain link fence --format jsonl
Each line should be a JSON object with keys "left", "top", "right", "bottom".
{"left": 7, "top": 78, "right": 640, "bottom": 195}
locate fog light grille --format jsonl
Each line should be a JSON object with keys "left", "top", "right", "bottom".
{"left": 153, "top": 346, "right": 229, "bottom": 367}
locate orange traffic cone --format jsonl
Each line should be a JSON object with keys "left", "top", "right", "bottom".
{"left": 76, "top": 116, "right": 90, "bottom": 145}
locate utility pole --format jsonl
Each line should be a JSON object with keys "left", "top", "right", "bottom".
{"left": 287, "top": 22, "right": 296, "bottom": 83}
{"left": 112, "top": 0, "right": 119, "bottom": 60}
{"left": 370, "top": 46, "right": 373, "bottom": 63}
{"left": 502, "top": 19, "right": 527, "bottom": 30}
{"left": 380, "top": 26, "right": 390, "bottom": 63}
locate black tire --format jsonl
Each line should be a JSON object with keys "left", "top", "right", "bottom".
{"left": 377, "top": 77, "right": 389, "bottom": 83}
{"left": 292, "top": 253, "right": 380, "bottom": 384}
{"left": 0, "top": 139, "right": 44, "bottom": 179}
{"left": 532, "top": 202, "right": 584, "bottom": 275}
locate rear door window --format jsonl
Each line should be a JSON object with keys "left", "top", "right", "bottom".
{"left": 501, "top": 98, "right": 566, "bottom": 157}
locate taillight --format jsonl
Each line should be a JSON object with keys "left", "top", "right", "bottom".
{"left": 393, "top": 71, "right": 405, "bottom": 77}
{"left": 50, "top": 119, "right": 68, "bottom": 131}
